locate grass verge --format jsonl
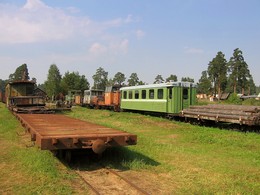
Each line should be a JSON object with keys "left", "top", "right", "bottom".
{"left": 0, "top": 103, "right": 88, "bottom": 195}
{"left": 67, "top": 106, "right": 260, "bottom": 194}
{"left": 1, "top": 102, "right": 259, "bottom": 194}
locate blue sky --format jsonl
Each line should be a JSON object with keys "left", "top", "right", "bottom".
{"left": 0, "top": 0, "right": 259, "bottom": 86}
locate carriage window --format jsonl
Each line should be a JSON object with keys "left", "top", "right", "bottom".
{"left": 169, "top": 88, "right": 172, "bottom": 99}
{"left": 183, "top": 88, "right": 188, "bottom": 99}
{"left": 135, "top": 90, "right": 139, "bottom": 99}
{"left": 129, "top": 91, "right": 133, "bottom": 99}
{"left": 158, "top": 89, "right": 163, "bottom": 99}
{"left": 123, "top": 91, "right": 127, "bottom": 99}
{"left": 142, "top": 90, "right": 146, "bottom": 99}
{"left": 149, "top": 89, "right": 154, "bottom": 99}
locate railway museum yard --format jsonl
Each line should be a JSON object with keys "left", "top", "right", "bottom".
{"left": 1, "top": 0, "right": 260, "bottom": 193}
{"left": 1, "top": 103, "right": 260, "bottom": 194}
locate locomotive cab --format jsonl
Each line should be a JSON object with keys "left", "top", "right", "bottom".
{"left": 105, "top": 85, "right": 120, "bottom": 104}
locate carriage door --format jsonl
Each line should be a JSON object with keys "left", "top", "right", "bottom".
{"left": 182, "top": 87, "right": 190, "bottom": 109}
{"left": 167, "top": 87, "right": 173, "bottom": 113}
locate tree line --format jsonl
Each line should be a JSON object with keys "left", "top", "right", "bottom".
{"left": 197, "top": 48, "right": 258, "bottom": 98}
{"left": 0, "top": 48, "right": 259, "bottom": 99}
{"left": 43, "top": 65, "right": 195, "bottom": 98}
{"left": 0, "top": 63, "right": 196, "bottom": 98}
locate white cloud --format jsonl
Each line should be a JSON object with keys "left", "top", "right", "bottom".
{"left": 125, "top": 15, "right": 134, "bottom": 23}
{"left": 119, "top": 39, "right": 129, "bottom": 53}
{"left": 66, "top": 7, "right": 80, "bottom": 14}
{"left": 135, "top": 30, "right": 145, "bottom": 39}
{"left": 0, "top": 0, "right": 140, "bottom": 83}
{"left": 0, "top": 0, "right": 136, "bottom": 44}
{"left": 89, "top": 43, "right": 107, "bottom": 55}
{"left": 184, "top": 47, "right": 204, "bottom": 54}
{"left": 103, "top": 14, "right": 135, "bottom": 27}
{"left": 89, "top": 39, "right": 129, "bottom": 57}
{"left": 23, "top": 0, "right": 47, "bottom": 10}
{"left": 109, "top": 39, "right": 129, "bottom": 55}
{"left": 0, "top": 0, "right": 82, "bottom": 43}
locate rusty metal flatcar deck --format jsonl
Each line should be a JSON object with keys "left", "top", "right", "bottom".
{"left": 15, "top": 114, "right": 137, "bottom": 151}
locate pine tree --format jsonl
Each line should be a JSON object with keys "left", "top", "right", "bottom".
{"left": 154, "top": 75, "right": 164, "bottom": 84}
{"left": 165, "top": 74, "right": 178, "bottom": 82}
{"left": 113, "top": 72, "right": 126, "bottom": 85}
{"left": 44, "top": 64, "right": 62, "bottom": 99}
{"left": 92, "top": 67, "right": 108, "bottom": 90}
{"left": 128, "top": 73, "right": 139, "bottom": 86}
{"left": 9, "top": 64, "right": 30, "bottom": 81}
{"left": 197, "top": 71, "right": 212, "bottom": 94}
{"left": 228, "top": 48, "right": 251, "bottom": 94}
{"left": 208, "top": 51, "right": 227, "bottom": 100}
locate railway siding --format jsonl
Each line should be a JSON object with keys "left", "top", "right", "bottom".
{"left": 15, "top": 113, "right": 137, "bottom": 152}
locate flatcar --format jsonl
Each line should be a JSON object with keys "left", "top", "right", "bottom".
{"left": 120, "top": 82, "right": 196, "bottom": 116}
{"left": 3, "top": 80, "right": 137, "bottom": 161}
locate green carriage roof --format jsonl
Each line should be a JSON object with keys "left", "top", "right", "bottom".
{"left": 120, "top": 82, "right": 196, "bottom": 91}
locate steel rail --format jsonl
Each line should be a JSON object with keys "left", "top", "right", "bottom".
{"left": 75, "top": 165, "right": 150, "bottom": 195}
{"left": 76, "top": 170, "right": 101, "bottom": 195}
{"left": 103, "top": 167, "right": 150, "bottom": 195}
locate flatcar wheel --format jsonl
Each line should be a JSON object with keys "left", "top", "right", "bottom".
{"left": 65, "top": 150, "right": 72, "bottom": 163}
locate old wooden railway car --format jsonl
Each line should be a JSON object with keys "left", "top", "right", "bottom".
{"left": 120, "top": 82, "right": 197, "bottom": 116}
{"left": 5, "top": 80, "right": 47, "bottom": 113}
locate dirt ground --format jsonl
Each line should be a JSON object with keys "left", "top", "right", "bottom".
{"left": 74, "top": 166, "right": 176, "bottom": 195}
{"left": 69, "top": 152, "right": 176, "bottom": 195}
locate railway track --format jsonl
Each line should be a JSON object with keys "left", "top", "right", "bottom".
{"left": 75, "top": 164, "right": 150, "bottom": 195}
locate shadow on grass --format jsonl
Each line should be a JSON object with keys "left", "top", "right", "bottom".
{"left": 63, "top": 147, "right": 160, "bottom": 172}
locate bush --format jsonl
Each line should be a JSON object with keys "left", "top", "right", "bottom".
{"left": 225, "top": 93, "right": 242, "bottom": 105}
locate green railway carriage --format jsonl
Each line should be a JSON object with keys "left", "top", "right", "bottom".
{"left": 120, "top": 82, "right": 196, "bottom": 115}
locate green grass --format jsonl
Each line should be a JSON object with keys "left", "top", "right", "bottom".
{"left": 0, "top": 103, "right": 85, "bottom": 195}
{"left": 67, "top": 106, "right": 260, "bottom": 194}
{"left": 1, "top": 103, "right": 259, "bottom": 194}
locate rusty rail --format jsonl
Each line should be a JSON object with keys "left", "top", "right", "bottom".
{"left": 76, "top": 166, "right": 150, "bottom": 195}
{"left": 105, "top": 167, "right": 150, "bottom": 195}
